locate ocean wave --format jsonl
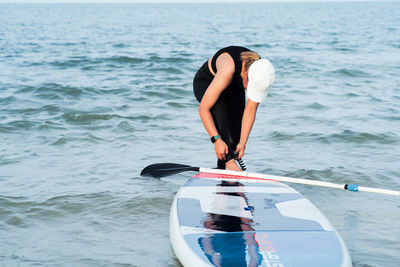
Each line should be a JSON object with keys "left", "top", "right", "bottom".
{"left": 151, "top": 66, "right": 184, "bottom": 74}
{"left": 48, "top": 57, "right": 101, "bottom": 69}
{"left": 108, "top": 55, "right": 146, "bottom": 64}
{"left": 345, "top": 92, "right": 361, "bottom": 97}
{"left": 0, "top": 155, "right": 23, "bottom": 166}
{"left": 112, "top": 121, "right": 135, "bottom": 132}
{"left": 282, "top": 166, "right": 374, "bottom": 186}
{"left": 284, "top": 167, "right": 341, "bottom": 182}
{"left": 329, "top": 68, "right": 370, "bottom": 78}
{"left": 305, "top": 102, "right": 329, "bottom": 110}
{"left": 250, "top": 43, "right": 274, "bottom": 48}
{"left": 166, "top": 101, "right": 188, "bottom": 109}
{"left": 1, "top": 109, "right": 128, "bottom": 133}
{"left": 287, "top": 43, "right": 314, "bottom": 51}
{"left": 389, "top": 43, "right": 400, "bottom": 49}
{"left": 16, "top": 83, "right": 100, "bottom": 100}
{"left": 330, "top": 130, "right": 398, "bottom": 144}
{"left": 1, "top": 119, "right": 66, "bottom": 132}
{"left": 51, "top": 132, "right": 104, "bottom": 146}
{"left": 44, "top": 55, "right": 146, "bottom": 70}
{"left": 42, "top": 54, "right": 192, "bottom": 71}
{"left": 141, "top": 87, "right": 190, "bottom": 100}
{"left": 61, "top": 111, "right": 123, "bottom": 126}
{"left": 49, "top": 41, "right": 88, "bottom": 46}
{"left": 381, "top": 115, "right": 400, "bottom": 121}
{"left": 0, "top": 104, "right": 65, "bottom": 133}
{"left": 112, "top": 43, "right": 129, "bottom": 48}
{"left": 333, "top": 47, "right": 357, "bottom": 53}
{"left": 0, "top": 192, "right": 118, "bottom": 227}
{"left": 0, "top": 95, "right": 17, "bottom": 105}
{"left": 149, "top": 55, "right": 192, "bottom": 64}
{"left": 0, "top": 120, "right": 39, "bottom": 133}
{"left": 61, "top": 111, "right": 156, "bottom": 127}
{"left": 267, "top": 130, "right": 399, "bottom": 145}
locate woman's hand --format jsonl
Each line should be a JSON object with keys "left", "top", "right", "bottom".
{"left": 214, "top": 139, "right": 229, "bottom": 160}
{"left": 235, "top": 142, "right": 246, "bottom": 159}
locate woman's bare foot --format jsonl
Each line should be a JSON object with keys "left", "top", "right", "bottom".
{"left": 225, "top": 159, "right": 242, "bottom": 171}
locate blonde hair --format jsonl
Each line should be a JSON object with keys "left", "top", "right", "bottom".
{"left": 240, "top": 51, "right": 261, "bottom": 72}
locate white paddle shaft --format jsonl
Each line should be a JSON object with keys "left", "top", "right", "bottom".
{"left": 198, "top": 168, "right": 400, "bottom": 197}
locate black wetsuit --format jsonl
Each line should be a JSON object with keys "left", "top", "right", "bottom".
{"left": 193, "top": 46, "right": 251, "bottom": 168}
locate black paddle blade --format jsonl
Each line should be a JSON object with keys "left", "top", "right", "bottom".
{"left": 140, "top": 163, "right": 199, "bottom": 178}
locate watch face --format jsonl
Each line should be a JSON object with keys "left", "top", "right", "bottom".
{"left": 211, "top": 135, "right": 220, "bottom": 143}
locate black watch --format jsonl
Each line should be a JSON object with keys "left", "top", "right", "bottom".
{"left": 210, "top": 135, "right": 221, "bottom": 143}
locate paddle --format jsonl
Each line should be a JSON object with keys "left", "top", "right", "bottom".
{"left": 140, "top": 163, "right": 200, "bottom": 178}
{"left": 140, "top": 163, "right": 400, "bottom": 196}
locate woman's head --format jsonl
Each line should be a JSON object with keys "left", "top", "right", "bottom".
{"left": 240, "top": 51, "right": 261, "bottom": 72}
{"left": 241, "top": 51, "right": 275, "bottom": 103}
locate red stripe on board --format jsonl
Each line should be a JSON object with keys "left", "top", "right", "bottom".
{"left": 193, "top": 172, "right": 278, "bottom": 182}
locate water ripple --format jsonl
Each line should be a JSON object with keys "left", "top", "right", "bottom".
{"left": 329, "top": 68, "right": 370, "bottom": 78}
{"left": 268, "top": 130, "right": 399, "bottom": 145}
{"left": 15, "top": 83, "right": 100, "bottom": 100}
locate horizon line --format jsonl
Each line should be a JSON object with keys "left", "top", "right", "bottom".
{"left": 0, "top": 0, "right": 396, "bottom": 3}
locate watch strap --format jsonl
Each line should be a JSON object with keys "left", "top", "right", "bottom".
{"left": 210, "top": 135, "right": 221, "bottom": 143}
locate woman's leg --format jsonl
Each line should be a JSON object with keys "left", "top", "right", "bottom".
{"left": 210, "top": 92, "right": 241, "bottom": 170}
{"left": 193, "top": 69, "right": 242, "bottom": 170}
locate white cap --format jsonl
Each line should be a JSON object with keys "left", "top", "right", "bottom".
{"left": 247, "top": 58, "right": 275, "bottom": 103}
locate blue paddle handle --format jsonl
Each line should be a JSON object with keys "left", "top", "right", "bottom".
{"left": 345, "top": 184, "right": 359, "bottom": 192}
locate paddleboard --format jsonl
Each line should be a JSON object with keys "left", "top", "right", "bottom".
{"left": 170, "top": 172, "right": 352, "bottom": 267}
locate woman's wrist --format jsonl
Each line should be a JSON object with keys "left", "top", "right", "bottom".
{"left": 210, "top": 134, "right": 221, "bottom": 143}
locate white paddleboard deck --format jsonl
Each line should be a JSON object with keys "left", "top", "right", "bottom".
{"left": 170, "top": 172, "right": 352, "bottom": 267}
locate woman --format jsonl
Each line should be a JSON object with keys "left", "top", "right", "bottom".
{"left": 193, "top": 46, "right": 275, "bottom": 171}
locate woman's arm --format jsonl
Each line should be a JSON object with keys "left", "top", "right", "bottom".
{"left": 235, "top": 99, "right": 259, "bottom": 159}
{"left": 198, "top": 53, "right": 234, "bottom": 160}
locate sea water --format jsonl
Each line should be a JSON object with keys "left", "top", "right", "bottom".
{"left": 0, "top": 2, "right": 399, "bottom": 266}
